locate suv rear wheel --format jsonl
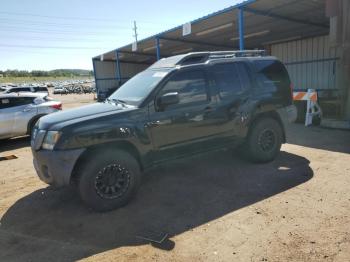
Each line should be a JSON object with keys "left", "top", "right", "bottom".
{"left": 245, "top": 117, "right": 283, "bottom": 163}
{"left": 78, "top": 149, "right": 141, "bottom": 212}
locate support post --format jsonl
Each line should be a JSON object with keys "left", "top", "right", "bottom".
{"left": 115, "top": 50, "right": 122, "bottom": 85}
{"left": 238, "top": 7, "right": 245, "bottom": 50}
{"left": 156, "top": 37, "right": 161, "bottom": 60}
{"left": 92, "top": 58, "right": 98, "bottom": 99}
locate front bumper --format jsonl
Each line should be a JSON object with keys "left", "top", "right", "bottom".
{"left": 32, "top": 148, "right": 85, "bottom": 187}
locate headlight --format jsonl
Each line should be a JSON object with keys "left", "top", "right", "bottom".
{"left": 42, "top": 131, "right": 61, "bottom": 150}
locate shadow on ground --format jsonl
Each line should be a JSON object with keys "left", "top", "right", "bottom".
{"left": 285, "top": 123, "right": 350, "bottom": 154}
{"left": 0, "top": 150, "right": 313, "bottom": 261}
{"left": 0, "top": 136, "right": 30, "bottom": 153}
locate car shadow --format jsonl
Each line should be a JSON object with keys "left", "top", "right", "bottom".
{"left": 0, "top": 150, "right": 313, "bottom": 261}
{"left": 0, "top": 136, "right": 30, "bottom": 153}
{"left": 285, "top": 123, "right": 350, "bottom": 154}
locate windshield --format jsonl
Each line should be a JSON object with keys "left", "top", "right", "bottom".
{"left": 108, "top": 69, "right": 171, "bottom": 106}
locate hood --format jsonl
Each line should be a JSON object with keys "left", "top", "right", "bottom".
{"left": 38, "top": 102, "right": 135, "bottom": 130}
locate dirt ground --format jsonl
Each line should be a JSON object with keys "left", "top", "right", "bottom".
{"left": 0, "top": 94, "right": 349, "bottom": 262}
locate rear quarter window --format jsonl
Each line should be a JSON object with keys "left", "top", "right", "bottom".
{"left": 254, "top": 60, "right": 290, "bottom": 90}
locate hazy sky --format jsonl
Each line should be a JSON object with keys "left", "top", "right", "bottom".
{"left": 1, "top": 0, "right": 242, "bottom": 71}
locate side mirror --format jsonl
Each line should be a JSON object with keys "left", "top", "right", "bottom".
{"left": 157, "top": 92, "right": 179, "bottom": 109}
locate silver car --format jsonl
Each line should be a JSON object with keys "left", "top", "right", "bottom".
{"left": 0, "top": 93, "right": 62, "bottom": 139}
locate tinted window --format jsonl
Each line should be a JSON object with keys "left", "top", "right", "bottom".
{"left": 160, "top": 69, "right": 208, "bottom": 108}
{"left": 34, "top": 87, "right": 48, "bottom": 92}
{"left": 7, "top": 87, "right": 31, "bottom": 93}
{"left": 11, "top": 97, "right": 34, "bottom": 107}
{"left": 212, "top": 63, "right": 242, "bottom": 99}
{"left": 254, "top": 60, "right": 290, "bottom": 90}
{"left": 236, "top": 63, "right": 252, "bottom": 89}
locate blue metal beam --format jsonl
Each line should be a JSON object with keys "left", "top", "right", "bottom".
{"left": 159, "top": 36, "right": 233, "bottom": 49}
{"left": 115, "top": 50, "right": 122, "bottom": 82}
{"left": 238, "top": 7, "right": 245, "bottom": 51}
{"left": 244, "top": 7, "right": 329, "bottom": 28}
{"left": 92, "top": 58, "right": 98, "bottom": 97}
{"left": 117, "top": 50, "right": 157, "bottom": 58}
{"left": 156, "top": 37, "right": 161, "bottom": 60}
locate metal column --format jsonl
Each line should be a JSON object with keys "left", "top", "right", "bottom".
{"left": 156, "top": 37, "right": 161, "bottom": 60}
{"left": 238, "top": 7, "right": 245, "bottom": 50}
{"left": 115, "top": 50, "right": 122, "bottom": 84}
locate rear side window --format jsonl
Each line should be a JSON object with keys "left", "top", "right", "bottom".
{"left": 254, "top": 60, "right": 290, "bottom": 90}
{"left": 211, "top": 63, "right": 242, "bottom": 99}
{"left": 11, "top": 97, "right": 35, "bottom": 107}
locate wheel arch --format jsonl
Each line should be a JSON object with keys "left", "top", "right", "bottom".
{"left": 27, "top": 114, "right": 46, "bottom": 135}
{"left": 70, "top": 140, "right": 143, "bottom": 184}
{"left": 248, "top": 110, "right": 286, "bottom": 143}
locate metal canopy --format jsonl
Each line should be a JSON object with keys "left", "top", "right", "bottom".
{"left": 93, "top": 0, "right": 329, "bottom": 66}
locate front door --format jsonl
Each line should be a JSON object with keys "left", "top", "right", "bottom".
{"left": 148, "top": 68, "right": 219, "bottom": 162}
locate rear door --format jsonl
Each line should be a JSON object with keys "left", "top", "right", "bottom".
{"left": 0, "top": 97, "right": 15, "bottom": 139}
{"left": 206, "top": 62, "right": 252, "bottom": 143}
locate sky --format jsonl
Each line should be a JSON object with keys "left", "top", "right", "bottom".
{"left": 0, "top": 0, "right": 242, "bottom": 71}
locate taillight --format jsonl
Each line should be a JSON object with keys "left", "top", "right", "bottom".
{"left": 51, "top": 103, "right": 62, "bottom": 110}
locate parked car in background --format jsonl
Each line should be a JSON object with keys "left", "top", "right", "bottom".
{"left": 0, "top": 93, "right": 61, "bottom": 140}
{"left": 53, "top": 87, "right": 67, "bottom": 94}
{"left": 3, "top": 86, "right": 49, "bottom": 95}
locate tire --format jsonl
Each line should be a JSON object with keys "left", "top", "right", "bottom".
{"left": 78, "top": 149, "right": 141, "bottom": 212}
{"left": 245, "top": 117, "right": 283, "bottom": 163}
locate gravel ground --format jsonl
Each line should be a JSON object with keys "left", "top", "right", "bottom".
{"left": 0, "top": 94, "right": 349, "bottom": 262}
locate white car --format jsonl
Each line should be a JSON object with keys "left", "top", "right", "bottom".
{"left": 0, "top": 93, "right": 62, "bottom": 140}
{"left": 3, "top": 86, "right": 49, "bottom": 95}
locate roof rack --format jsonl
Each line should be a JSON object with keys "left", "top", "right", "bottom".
{"left": 208, "top": 50, "right": 266, "bottom": 59}
{"left": 175, "top": 50, "right": 266, "bottom": 66}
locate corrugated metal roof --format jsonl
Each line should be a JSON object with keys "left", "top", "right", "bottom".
{"left": 94, "top": 0, "right": 329, "bottom": 65}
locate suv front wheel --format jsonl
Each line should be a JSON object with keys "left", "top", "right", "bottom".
{"left": 245, "top": 117, "right": 283, "bottom": 163}
{"left": 78, "top": 149, "right": 141, "bottom": 212}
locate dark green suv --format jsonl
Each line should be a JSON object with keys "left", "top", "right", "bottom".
{"left": 31, "top": 51, "right": 297, "bottom": 211}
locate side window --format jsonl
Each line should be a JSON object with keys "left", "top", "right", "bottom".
{"left": 34, "top": 87, "right": 48, "bottom": 92}
{"left": 159, "top": 69, "right": 208, "bottom": 109}
{"left": 12, "top": 88, "right": 31, "bottom": 92}
{"left": 236, "top": 63, "right": 252, "bottom": 90}
{"left": 212, "top": 63, "right": 242, "bottom": 99}
{"left": 254, "top": 60, "right": 290, "bottom": 90}
{"left": 11, "top": 97, "right": 34, "bottom": 107}
{"left": 0, "top": 98, "right": 12, "bottom": 109}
